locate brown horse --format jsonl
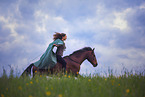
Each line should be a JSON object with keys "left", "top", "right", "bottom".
{"left": 21, "top": 47, "right": 98, "bottom": 76}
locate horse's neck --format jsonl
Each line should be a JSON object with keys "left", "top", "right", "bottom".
{"left": 70, "top": 51, "right": 88, "bottom": 64}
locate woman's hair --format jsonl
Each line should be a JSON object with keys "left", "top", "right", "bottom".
{"left": 53, "top": 32, "right": 66, "bottom": 40}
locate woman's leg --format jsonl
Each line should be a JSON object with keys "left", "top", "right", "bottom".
{"left": 56, "top": 55, "right": 66, "bottom": 72}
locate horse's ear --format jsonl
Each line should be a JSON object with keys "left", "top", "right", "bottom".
{"left": 92, "top": 48, "right": 95, "bottom": 53}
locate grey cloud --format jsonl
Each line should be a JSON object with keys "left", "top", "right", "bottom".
{"left": 0, "top": 0, "right": 145, "bottom": 76}
{"left": 101, "top": 0, "right": 144, "bottom": 11}
{"left": 117, "top": 54, "right": 129, "bottom": 59}
{"left": 115, "top": 7, "right": 145, "bottom": 49}
{"left": 127, "top": 8, "right": 145, "bottom": 29}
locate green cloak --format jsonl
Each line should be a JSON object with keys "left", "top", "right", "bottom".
{"left": 33, "top": 39, "right": 64, "bottom": 69}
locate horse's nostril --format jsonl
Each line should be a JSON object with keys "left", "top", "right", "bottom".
{"left": 94, "top": 63, "right": 98, "bottom": 67}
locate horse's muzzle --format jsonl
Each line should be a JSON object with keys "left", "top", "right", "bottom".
{"left": 93, "top": 63, "right": 98, "bottom": 67}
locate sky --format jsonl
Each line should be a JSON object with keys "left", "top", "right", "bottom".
{"left": 0, "top": 0, "right": 145, "bottom": 77}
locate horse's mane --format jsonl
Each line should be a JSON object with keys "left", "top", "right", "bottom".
{"left": 69, "top": 47, "right": 92, "bottom": 56}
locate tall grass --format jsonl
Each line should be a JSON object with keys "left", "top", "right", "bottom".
{"left": 0, "top": 69, "right": 144, "bottom": 97}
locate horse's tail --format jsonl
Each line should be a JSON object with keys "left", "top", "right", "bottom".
{"left": 21, "top": 64, "right": 34, "bottom": 77}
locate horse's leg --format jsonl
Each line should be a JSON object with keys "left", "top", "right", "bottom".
{"left": 32, "top": 65, "right": 39, "bottom": 77}
{"left": 51, "top": 63, "right": 62, "bottom": 75}
{"left": 21, "top": 64, "right": 34, "bottom": 77}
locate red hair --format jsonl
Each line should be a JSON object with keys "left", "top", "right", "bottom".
{"left": 53, "top": 32, "right": 66, "bottom": 40}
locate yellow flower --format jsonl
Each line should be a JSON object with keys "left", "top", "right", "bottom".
{"left": 1, "top": 94, "right": 4, "bottom": 97}
{"left": 18, "top": 86, "right": 22, "bottom": 90}
{"left": 111, "top": 80, "right": 115, "bottom": 85}
{"left": 105, "top": 79, "right": 107, "bottom": 81}
{"left": 126, "top": 89, "right": 130, "bottom": 93}
{"left": 58, "top": 94, "right": 63, "bottom": 97}
{"left": 45, "top": 87, "right": 48, "bottom": 90}
{"left": 40, "top": 75, "right": 42, "bottom": 77}
{"left": 88, "top": 79, "right": 91, "bottom": 82}
{"left": 6, "top": 88, "right": 8, "bottom": 91}
{"left": 111, "top": 80, "right": 115, "bottom": 83}
{"left": 29, "top": 95, "right": 33, "bottom": 97}
{"left": 46, "top": 91, "right": 51, "bottom": 96}
{"left": 30, "top": 81, "right": 33, "bottom": 84}
{"left": 68, "top": 76, "right": 70, "bottom": 78}
{"left": 65, "top": 75, "right": 67, "bottom": 77}
{"left": 26, "top": 83, "right": 29, "bottom": 86}
{"left": 35, "top": 71, "right": 37, "bottom": 73}
{"left": 118, "top": 84, "right": 120, "bottom": 86}
{"left": 76, "top": 72, "right": 79, "bottom": 74}
{"left": 51, "top": 87, "right": 53, "bottom": 90}
{"left": 36, "top": 79, "right": 38, "bottom": 83}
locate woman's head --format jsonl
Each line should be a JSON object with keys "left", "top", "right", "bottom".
{"left": 53, "top": 32, "right": 67, "bottom": 41}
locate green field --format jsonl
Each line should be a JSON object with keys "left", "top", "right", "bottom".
{"left": 0, "top": 72, "right": 144, "bottom": 97}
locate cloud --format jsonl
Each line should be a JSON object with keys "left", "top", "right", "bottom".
{"left": 112, "top": 9, "right": 131, "bottom": 31}
{"left": 0, "top": 0, "right": 145, "bottom": 76}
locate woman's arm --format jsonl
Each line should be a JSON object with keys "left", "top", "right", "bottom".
{"left": 53, "top": 39, "right": 64, "bottom": 47}
{"left": 53, "top": 44, "right": 59, "bottom": 47}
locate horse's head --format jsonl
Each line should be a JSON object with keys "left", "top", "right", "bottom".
{"left": 86, "top": 48, "right": 98, "bottom": 67}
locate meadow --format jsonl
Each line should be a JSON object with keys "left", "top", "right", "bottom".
{"left": 0, "top": 70, "right": 144, "bottom": 97}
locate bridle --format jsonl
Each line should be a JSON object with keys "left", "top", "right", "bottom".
{"left": 68, "top": 56, "right": 80, "bottom": 64}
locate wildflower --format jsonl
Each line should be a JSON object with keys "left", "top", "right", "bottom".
{"left": 118, "top": 84, "right": 120, "bottom": 86}
{"left": 1, "top": 94, "right": 4, "bottom": 97}
{"left": 26, "top": 83, "right": 29, "bottom": 86}
{"left": 6, "top": 88, "right": 8, "bottom": 91}
{"left": 29, "top": 95, "right": 33, "bottom": 97}
{"left": 65, "top": 75, "right": 67, "bottom": 77}
{"left": 51, "top": 87, "right": 53, "bottom": 90}
{"left": 46, "top": 91, "right": 51, "bottom": 96}
{"left": 36, "top": 79, "right": 38, "bottom": 83}
{"left": 58, "top": 94, "right": 63, "bottom": 97}
{"left": 105, "top": 79, "right": 107, "bottom": 81}
{"left": 45, "top": 87, "right": 48, "bottom": 90}
{"left": 68, "top": 76, "right": 70, "bottom": 78}
{"left": 111, "top": 80, "right": 115, "bottom": 85}
{"left": 30, "top": 81, "right": 33, "bottom": 84}
{"left": 76, "top": 72, "right": 79, "bottom": 74}
{"left": 126, "top": 89, "right": 130, "bottom": 93}
{"left": 111, "top": 80, "right": 115, "bottom": 83}
{"left": 40, "top": 75, "right": 42, "bottom": 77}
{"left": 18, "top": 86, "right": 22, "bottom": 90}
{"left": 88, "top": 79, "right": 91, "bottom": 82}
{"left": 35, "top": 71, "right": 37, "bottom": 73}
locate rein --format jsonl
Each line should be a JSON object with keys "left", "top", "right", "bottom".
{"left": 68, "top": 56, "right": 80, "bottom": 64}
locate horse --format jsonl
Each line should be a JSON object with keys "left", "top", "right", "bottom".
{"left": 21, "top": 47, "right": 98, "bottom": 76}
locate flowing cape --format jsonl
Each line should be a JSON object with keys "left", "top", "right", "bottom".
{"left": 34, "top": 39, "right": 64, "bottom": 69}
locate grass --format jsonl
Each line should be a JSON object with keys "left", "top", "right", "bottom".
{"left": 0, "top": 71, "right": 145, "bottom": 97}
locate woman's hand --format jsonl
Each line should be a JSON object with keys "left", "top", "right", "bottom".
{"left": 53, "top": 44, "right": 58, "bottom": 47}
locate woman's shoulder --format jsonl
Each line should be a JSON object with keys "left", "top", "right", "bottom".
{"left": 54, "top": 39, "right": 64, "bottom": 44}
{"left": 55, "top": 39, "right": 61, "bottom": 41}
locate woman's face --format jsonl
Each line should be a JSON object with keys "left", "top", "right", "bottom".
{"left": 62, "top": 35, "right": 67, "bottom": 41}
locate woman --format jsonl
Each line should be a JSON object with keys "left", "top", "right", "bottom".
{"left": 34, "top": 32, "right": 67, "bottom": 70}
{"left": 21, "top": 32, "right": 67, "bottom": 76}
